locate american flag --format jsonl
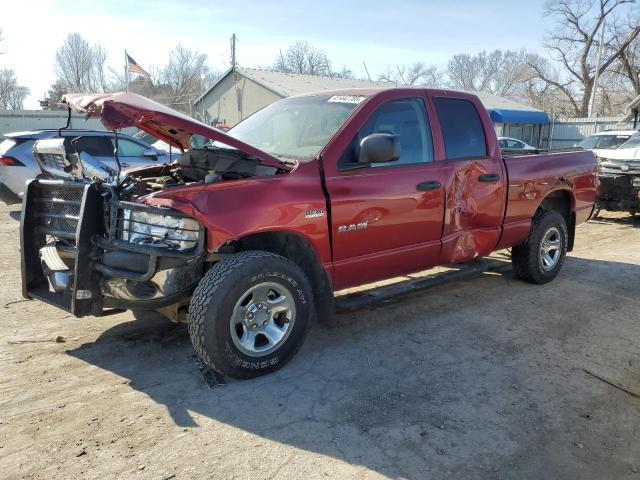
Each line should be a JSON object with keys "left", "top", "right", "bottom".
{"left": 126, "top": 53, "right": 151, "bottom": 78}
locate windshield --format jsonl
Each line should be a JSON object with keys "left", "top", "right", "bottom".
{"left": 226, "top": 95, "right": 363, "bottom": 161}
{"left": 578, "top": 134, "right": 632, "bottom": 149}
{"left": 618, "top": 133, "right": 640, "bottom": 149}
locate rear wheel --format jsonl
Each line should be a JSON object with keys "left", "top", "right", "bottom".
{"left": 188, "top": 251, "right": 314, "bottom": 379}
{"left": 511, "top": 210, "right": 568, "bottom": 284}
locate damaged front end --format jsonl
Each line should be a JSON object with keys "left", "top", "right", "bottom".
{"left": 21, "top": 165, "right": 206, "bottom": 317}
{"left": 20, "top": 92, "right": 291, "bottom": 317}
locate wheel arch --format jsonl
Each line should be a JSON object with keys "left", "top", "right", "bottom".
{"left": 220, "top": 230, "right": 335, "bottom": 325}
{"left": 536, "top": 188, "right": 576, "bottom": 251}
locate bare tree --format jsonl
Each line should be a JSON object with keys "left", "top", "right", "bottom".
{"left": 54, "top": 33, "right": 109, "bottom": 92}
{"left": 204, "top": 69, "right": 224, "bottom": 89}
{"left": 325, "top": 58, "right": 355, "bottom": 79}
{"left": 611, "top": 18, "right": 640, "bottom": 97}
{"left": 272, "top": 41, "right": 331, "bottom": 76}
{"left": 161, "top": 44, "right": 208, "bottom": 111}
{"left": 529, "top": 0, "right": 640, "bottom": 116}
{"left": 378, "top": 63, "right": 443, "bottom": 86}
{"left": 0, "top": 69, "right": 29, "bottom": 109}
{"left": 448, "top": 50, "right": 530, "bottom": 96}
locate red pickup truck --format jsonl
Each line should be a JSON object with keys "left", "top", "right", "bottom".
{"left": 21, "top": 89, "right": 597, "bottom": 379}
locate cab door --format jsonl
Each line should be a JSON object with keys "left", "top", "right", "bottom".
{"left": 323, "top": 95, "right": 448, "bottom": 290}
{"left": 429, "top": 94, "right": 506, "bottom": 263}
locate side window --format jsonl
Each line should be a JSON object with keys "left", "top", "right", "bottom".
{"left": 433, "top": 97, "right": 487, "bottom": 160}
{"left": 363, "top": 98, "right": 433, "bottom": 167}
{"left": 340, "top": 98, "right": 434, "bottom": 168}
{"left": 113, "top": 139, "right": 148, "bottom": 157}
{"left": 72, "top": 136, "right": 113, "bottom": 157}
{"left": 499, "top": 139, "right": 507, "bottom": 148}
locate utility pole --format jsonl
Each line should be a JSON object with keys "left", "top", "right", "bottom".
{"left": 588, "top": 21, "right": 606, "bottom": 118}
{"left": 230, "top": 33, "right": 241, "bottom": 121}
{"left": 362, "top": 61, "right": 372, "bottom": 82}
{"left": 230, "top": 34, "right": 237, "bottom": 70}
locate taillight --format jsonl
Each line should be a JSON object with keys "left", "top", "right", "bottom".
{"left": 0, "top": 156, "right": 23, "bottom": 166}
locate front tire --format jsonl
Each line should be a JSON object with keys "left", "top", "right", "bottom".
{"left": 511, "top": 210, "right": 568, "bottom": 284}
{"left": 188, "top": 251, "right": 315, "bottom": 379}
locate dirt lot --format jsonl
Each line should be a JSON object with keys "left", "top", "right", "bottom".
{"left": 1, "top": 203, "right": 640, "bottom": 480}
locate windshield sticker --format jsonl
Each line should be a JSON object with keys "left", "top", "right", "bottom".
{"left": 327, "top": 95, "right": 366, "bottom": 105}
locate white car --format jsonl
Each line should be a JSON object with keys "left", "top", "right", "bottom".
{"left": 498, "top": 137, "right": 536, "bottom": 151}
{"left": 577, "top": 130, "right": 636, "bottom": 158}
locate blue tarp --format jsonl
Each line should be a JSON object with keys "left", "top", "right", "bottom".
{"left": 489, "top": 109, "right": 550, "bottom": 125}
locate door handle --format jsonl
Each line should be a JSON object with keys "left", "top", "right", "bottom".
{"left": 417, "top": 180, "right": 441, "bottom": 191}
{"left": 478, "top": 173, "right": 500, "bottom": 182}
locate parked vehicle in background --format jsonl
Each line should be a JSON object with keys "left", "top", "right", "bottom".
{"left": 0, "top": 130, "right": 170, "bottom": 204}
{"left": 21, "top": 90, "right": 597, "bottom": 379}
{"left": 498, "top": 136, "right": 536, "bottom": 152}
{"left": 594, "top": 131, "right": 640, "bottom": 215}
{"left": 576, "top": 130, "right": 636, "bottom": 153}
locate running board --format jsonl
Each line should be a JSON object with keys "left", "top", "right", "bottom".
{"left": 334, "top": 258, "right": 511, "bottom": 312}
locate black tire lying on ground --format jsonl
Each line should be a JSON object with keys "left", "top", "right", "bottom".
{"left": 188, "top": 250, "right": 315, "bottom": 379}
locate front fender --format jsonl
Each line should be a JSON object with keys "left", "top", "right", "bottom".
{"left": 142, "top": 162, "right": 333, "bottom": 265}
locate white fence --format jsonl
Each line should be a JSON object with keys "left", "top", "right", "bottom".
{"left": 0, "top": 110, "right": 109, "bottom": 136}
{"left": 547, "top": 116, "right": 636, "bottom": 149}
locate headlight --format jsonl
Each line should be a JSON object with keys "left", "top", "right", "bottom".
{"left": 121, "top": 209, "right": 200, "bottom": 251}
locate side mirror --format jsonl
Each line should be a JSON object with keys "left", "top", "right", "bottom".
{"left": 358, "top": 133, "right": 401, "bottom": 165}
{"left": 143, "top": 149, "right": 158, "bottom": 159}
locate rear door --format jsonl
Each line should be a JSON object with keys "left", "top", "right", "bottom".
{"left": 430, "top": 95, "right": 506, "bottom": 263}
{"left": 324, "top": 94, "right": 449, "bottom": 289}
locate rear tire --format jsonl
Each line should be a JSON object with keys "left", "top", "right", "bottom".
{"left": 188, "top": 251, "right": 315, "bottom": 379}
{"left": 511, "top": 210, "right": 568, "bottom": 284}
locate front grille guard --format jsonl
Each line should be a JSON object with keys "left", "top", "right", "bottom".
{"left": 21, "top": 178, "right": 205, "bottom": 317}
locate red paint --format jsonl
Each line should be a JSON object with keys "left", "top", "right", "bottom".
{"left": 72, "top": 89, "right": 598, "bottom": 292}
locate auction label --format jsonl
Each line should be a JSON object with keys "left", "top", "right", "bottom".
{"left": 327, "top": 95, "right": 367, "bottom": 104}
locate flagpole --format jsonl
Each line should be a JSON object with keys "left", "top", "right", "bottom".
{"left": 124, "top": 50, "right": 129, "bottom": 92}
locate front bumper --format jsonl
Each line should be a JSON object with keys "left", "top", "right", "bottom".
{"left": 20, "top": 178, "right": 205, "bottom": 317}
{"left": 597, "top": 174, "right": 640, "bottom": 212}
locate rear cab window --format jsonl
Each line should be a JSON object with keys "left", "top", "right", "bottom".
{"left": 433, "top": 97, "right": 487, "bottom": 159}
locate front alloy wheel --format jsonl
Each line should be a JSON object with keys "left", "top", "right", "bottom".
{"left": 230, "top": 282, "right": 296, "bottom": 357}
{"left": 189, "top": 251, "right": 314, "bottom": 379}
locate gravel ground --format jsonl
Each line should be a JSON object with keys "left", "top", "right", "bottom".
{"left": 1, "top": 203, "right": 639, "bottom": 480}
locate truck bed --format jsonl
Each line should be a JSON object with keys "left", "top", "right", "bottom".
{"left": 498, "top": 150, "right": 598, "bottom": 249}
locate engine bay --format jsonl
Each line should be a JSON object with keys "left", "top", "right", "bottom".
{"left": 125, "top": 146, "right": 282, "bottom": 196}
{"left": 33, "top": 138, "right": 284, "bottom": 199}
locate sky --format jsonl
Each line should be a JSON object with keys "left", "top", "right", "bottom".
{"left": 1, "top": 0, "right": 554, "bottom": 108}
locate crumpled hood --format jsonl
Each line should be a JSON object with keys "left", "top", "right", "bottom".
{"left": 62, "top": 92, "right": 291, "bottom": 171}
